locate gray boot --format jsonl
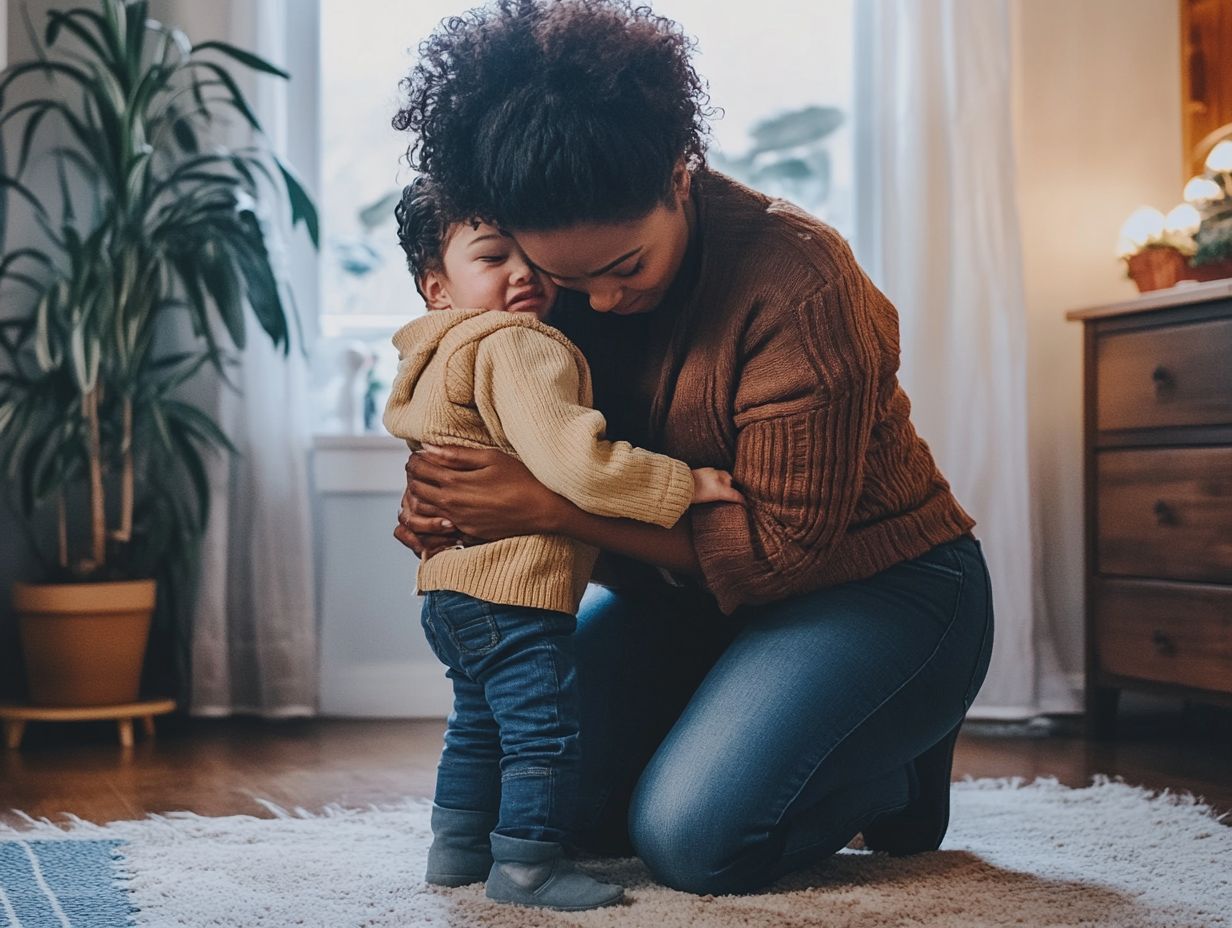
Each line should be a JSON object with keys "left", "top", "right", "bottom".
{"left": 485, "top": 833, "right": 623, "bottom": 910}
{"left": 424, "top": 804, "right": 496, "bottom": 886}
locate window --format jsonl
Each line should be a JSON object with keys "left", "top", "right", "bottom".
{"left": 316, "top": 0, "right": 853, "bottom": 431}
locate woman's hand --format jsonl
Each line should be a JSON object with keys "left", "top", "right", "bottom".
{"left": 394, "top": 454, "right": 464, "bottom": 558}
{"left": 405, "top": 444, "right": 567, "bottom": 541}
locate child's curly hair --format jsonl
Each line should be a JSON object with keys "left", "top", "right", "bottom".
{"left": 392, "top": 0, "right": 712, "bottom": 231}
{"left": 394, "top": 175, "right": 456, "bottom": 299}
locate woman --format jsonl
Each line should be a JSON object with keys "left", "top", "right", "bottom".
{"left": 392, "top": 0, "right": 993, "bottom": 896}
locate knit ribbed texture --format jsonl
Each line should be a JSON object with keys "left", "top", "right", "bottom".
{"left": 557, "top": 171, "right": 976, "bottom": 614}
{"left": 383, "top": 308, "right": 694, "bottom": 615}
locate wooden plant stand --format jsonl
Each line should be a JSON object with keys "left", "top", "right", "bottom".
{"left": 0, "top": 699, "right": 177, "bottom": 749}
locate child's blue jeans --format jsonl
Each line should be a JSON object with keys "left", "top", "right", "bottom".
{"left": 420, "top": 590, "right": 581, "bottom": 844}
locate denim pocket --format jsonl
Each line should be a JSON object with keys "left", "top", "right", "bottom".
{"left": 419, "top": 601, "right": 446, "bottom": 663}
{"left": 898, "top": 540, "right": 965, "bottom": 580}
{"left": 437, "top": 592, "right": 502, "bottom": 655}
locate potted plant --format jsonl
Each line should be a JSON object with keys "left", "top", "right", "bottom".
{"left": 1117, "top": 136, "right": 1232, "bottom": 292}
{"left": 0, "top": 0, "right": 317, "bottom": 707}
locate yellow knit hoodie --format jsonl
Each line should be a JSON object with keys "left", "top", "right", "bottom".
{"left": 382, "top": 308, "right": 696, "bottom": 615}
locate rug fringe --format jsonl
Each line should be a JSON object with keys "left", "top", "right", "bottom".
{"left": 5, "top": 778, "right": 1224, "bottom": 838}
{"left": 954, "top": 775, "right": 1223, "bottom": 819}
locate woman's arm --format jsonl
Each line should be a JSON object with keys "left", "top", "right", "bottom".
{"left": 553, "top": 499, "right": 701, "bottom": 576}
{"left": 403, "top": 444, "right": 703, "bottom": 575}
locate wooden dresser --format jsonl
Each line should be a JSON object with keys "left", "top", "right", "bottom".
{"left": 1068, "top": 280, "right": 1232, "bottom": 735}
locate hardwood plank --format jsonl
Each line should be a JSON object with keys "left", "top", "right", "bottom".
{"left": 2, "top": 703, "right": 1229, "bottom": 830}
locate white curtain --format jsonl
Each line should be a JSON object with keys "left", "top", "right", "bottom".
{"left": 853, "top": 0, "right": 1078, "bottom": 716}
{"left": 158, "top": 0, "right": 319, "bottom": 717}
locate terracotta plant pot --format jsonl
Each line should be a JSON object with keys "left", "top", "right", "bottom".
{"left": 13, "top": 579, "right": 156, "bottom": 707}
{"left": 1126, "top": 247, "right": 1232, "bottom": 292}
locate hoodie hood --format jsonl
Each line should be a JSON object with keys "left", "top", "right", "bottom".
{"left": 386, "top": 307, "right": 492, "bottom": 400}
{"left": 383, "top": 307, "right": 577, "bottom": 442}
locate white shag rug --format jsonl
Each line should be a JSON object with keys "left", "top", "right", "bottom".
{"left": 3, "top": 777, "right": 1229, "bottom": 927}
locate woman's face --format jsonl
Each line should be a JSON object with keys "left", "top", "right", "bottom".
{"left": 511, "top": 167, "right": 694, "bottom": 316}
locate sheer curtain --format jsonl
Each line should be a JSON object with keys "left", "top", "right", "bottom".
{"left": 853, "top": 0, "right": 1078, "bottom": 716}
{"left": 156, "top": 0, "right": 320, "bottom": 717}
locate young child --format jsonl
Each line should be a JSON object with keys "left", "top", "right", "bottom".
{"left": 383, "top": 177, "right": 740, "bottom": 911}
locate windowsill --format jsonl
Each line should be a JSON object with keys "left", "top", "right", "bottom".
{"left": 312, "top": 432, "right": 405, "bottom": 450}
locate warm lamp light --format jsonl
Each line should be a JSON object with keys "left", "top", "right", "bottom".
{"left": 1119, "top": 207, "right": 1166, "bottom": 247}
{"left": 1204, "top": 140, "right": 1232, "bottom": 174}
{"left": 1164, "top": 203, "right": 1202, "bottom": 236}
{"left": 1183, "top": 176, "right": 1222, "bottom": 205}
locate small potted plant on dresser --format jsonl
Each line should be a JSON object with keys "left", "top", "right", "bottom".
{"left": 0, "top": 0, "right": 316, "bottom": 729}
{"left": 1117, "top": 133, "right": 1232, "bottom": 292}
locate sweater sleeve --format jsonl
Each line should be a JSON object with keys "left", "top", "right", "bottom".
{"left": 689, "top": 259, "right": 883, "bottom": 613}
{"left": 472, "top": 326, "right": 695, "bottom": 529}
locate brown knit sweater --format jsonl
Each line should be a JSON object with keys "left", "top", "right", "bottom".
{"left": 557, "top": 171, "right": 976, "bottom": 614}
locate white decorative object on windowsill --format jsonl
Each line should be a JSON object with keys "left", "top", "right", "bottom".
{"left": 321, "top": 342, "right": 376, "bottom": 434}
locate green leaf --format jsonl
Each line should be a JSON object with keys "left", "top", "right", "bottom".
{"left": 45, "top": 10, "right": 112, "bottom": 68}
{"left": 185, "top": 61, "right": 263, "bottom": 133}
{"left": 0, "top": 397, "right": 18, "bottom": 437}
{"left": 232, "top": 211, "right": 288, "bottom": 351}
{"left": 30, "top": 420, "right": 75, "bottom": 507}
{"left": 53, "top": 8, "right": 119, "bottom": 69}
{"left": 0, "top": 173, "right": 49, "bottom": 218}
{"left": 196, "top": 240, "right": 246, "bottom": 349}
{"left": 0, "top": 247, "right": 54, "bottom": 277}
{"left": 191, "top": 41, "right": 290, "bottom": 79}
{"left": 126, "top": 2, "right": 150, "bottom": 81}
{"left": 18, "top": 414, "right": 56, "bottom": 514}
{"left": 3, "top": 103, "right": 110, "bottom": 180}
{"left": 103, "top": 0, "right": 128, "bottom": 67}
{"left": 148, "top": 399, "right": 175, "bottom": 454}
{"left": 47, "top": 146, "right": 104, "bottom": 187}
{"left": 273, "top": 154, "right": 319, "bottom": 248}
{"left": 125, "top": 148, "right": 153, "bottom": 205}
{"left": 152, "top": 352, "right": 211, "bottom": 395}
{"left": 358, "top": 190, "right": 401, "bottom": 231}
{"left": 0, "top": 60, "right": 96, "bottom": 111}
{"left": 70, "top": 320, "right": 94, "bottom": 391}
{"left": 55, "top": 156, "right": 76, "bottom": 225}
{"left": 162, "top": 398, "right": 238, "bottom": 455}
{"left": 172, "top": 114, "right": 199, "bottom": 154}
{"left": 16, "top": 106, "right": 53, "bottom": 177}
{"left": 33, "top": 287, "right": 56, "bottom": 371}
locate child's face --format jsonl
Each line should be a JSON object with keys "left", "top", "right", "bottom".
{"left": 422, "top": 221, "right": 558, "bottom": 320}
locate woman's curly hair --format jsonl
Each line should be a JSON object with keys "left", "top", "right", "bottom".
{"left": 392, "top": 0, "right": 713, "bottom": 230}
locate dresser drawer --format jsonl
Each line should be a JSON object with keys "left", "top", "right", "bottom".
{"left": 1096, "top": 316, "right": 1232, "bottom": 431}
{"left": 1097, "top": 448, "right": 1232, "bottom": 583}
{"left": 1094, "top": 579, "right": 1232, "bottom": 694}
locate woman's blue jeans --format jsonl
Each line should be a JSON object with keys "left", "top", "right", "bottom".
{"left": 573, "top": 535, "right": 994, "bottom": 895}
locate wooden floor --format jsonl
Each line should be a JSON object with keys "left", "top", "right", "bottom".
{"left": 2, "top": 696, "right": 1230, "bottom": 830}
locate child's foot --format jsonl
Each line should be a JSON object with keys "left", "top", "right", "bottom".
{"left": 485, "top": 834, "right": 623, "bottom": 910}
{"left": 424, "top": 804, "right": 496, "bottom": 886}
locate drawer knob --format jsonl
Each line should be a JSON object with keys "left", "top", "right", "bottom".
{"left": 1153, "top": 500, "right": 1178, "bottom": 525}
{"left": 1151, "top": 365, "right": 1175, "bottom": 396}
{"left": 1151, "top": 630, "right": 1176, "bottom": 657}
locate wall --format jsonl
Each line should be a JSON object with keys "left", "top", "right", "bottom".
{"left": 1012, "top": 0, "right": 1183, "bottom": 682}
